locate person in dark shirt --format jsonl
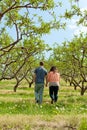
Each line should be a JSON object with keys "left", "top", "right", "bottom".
{"left": 33, "top": 62, "right": 47, "bottom": 105}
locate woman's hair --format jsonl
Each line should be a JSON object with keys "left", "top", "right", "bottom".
{"left": 50, "top": 66, "right": 56, "bottom": 71}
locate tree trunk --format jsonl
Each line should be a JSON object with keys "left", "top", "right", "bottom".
{"left": 14, "top": 82, "right": 19, "bottom": 92}
{"left": 29, "top": 81, "right": 33, "bottom": 88}
{"left": 80, "top": 87, "right": 85, "bottom": 96}
{"left": 74, "top": 86, "right": 77, "bottom": 90}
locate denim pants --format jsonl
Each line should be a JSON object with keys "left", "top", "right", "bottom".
{"left": 49, "top": 86, "right": 59, "bottom": 102}
{"left": 35, "top": 83, "right": 44, "bottom": 104}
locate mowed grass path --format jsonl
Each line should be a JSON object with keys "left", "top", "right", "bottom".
{"left": 0, "top": 80, "right": 87, "bottom": 130}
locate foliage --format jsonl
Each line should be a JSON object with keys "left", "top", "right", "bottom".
{"left": 50, "top": 33, "right": 87, "bottom": 95}
{"left": 0, "top": 0, "right": 66, "bottom": 91}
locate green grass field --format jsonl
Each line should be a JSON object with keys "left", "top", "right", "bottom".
{"left": 0, "top": 79, "right": 87, "bottom": 130}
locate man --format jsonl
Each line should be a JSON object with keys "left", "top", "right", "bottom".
{"left": 33, "top": 62, "right": 47, "bottom": 104}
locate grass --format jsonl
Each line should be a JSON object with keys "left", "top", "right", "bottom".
{"left": 0, "top": 80, "right": 87, "bottom": 129}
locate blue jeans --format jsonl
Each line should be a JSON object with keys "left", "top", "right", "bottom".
{"left": 35, "top": 83, "right": 44, "bottom": 104}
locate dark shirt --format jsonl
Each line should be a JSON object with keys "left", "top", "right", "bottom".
{"left": 34, "top": 66, "right": 47, "bottom": 83}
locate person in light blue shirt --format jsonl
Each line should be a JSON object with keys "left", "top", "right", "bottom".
{"left": 33, "top": 61, "right": 47, "bottom": 104}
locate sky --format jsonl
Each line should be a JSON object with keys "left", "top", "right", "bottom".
{"left": 42, "top": 0, "right": 87, "bottom": 47}
{"left": 1, "top": 0, "right": 87, "bottom": 58}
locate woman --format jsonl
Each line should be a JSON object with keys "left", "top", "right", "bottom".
{"left": 46, "top": 66, "right": 60, "bottom": 104}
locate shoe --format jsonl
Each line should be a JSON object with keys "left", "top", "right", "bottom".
{"left": 54, "top": 100, "right": 57, "bottom": 103}
{"left": 51, "top": 100, "right": 53, "bottom": 104}
{"left": 35, "top": 100, "right": 39, "bottom": 104}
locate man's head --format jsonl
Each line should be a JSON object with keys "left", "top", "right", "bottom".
{"left": 40, "top": 61, "right": 44, "bottom": 66}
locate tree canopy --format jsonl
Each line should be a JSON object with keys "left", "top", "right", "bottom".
{"left": 0, "top": 0, "right": 66, "bottom": 91}
{"left": 0, "top": 0, "right": 87, "bottom": 93}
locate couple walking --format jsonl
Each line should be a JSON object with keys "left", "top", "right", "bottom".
{"left": 33, "top": 61, "right": 60, "bottom": 105}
